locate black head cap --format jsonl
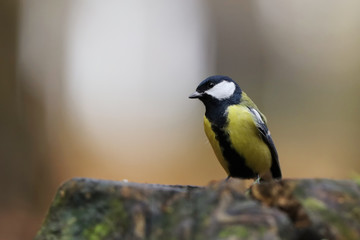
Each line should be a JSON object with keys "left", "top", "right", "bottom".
{"left": 189, "top": 75, "right": 242, "bottom": 104}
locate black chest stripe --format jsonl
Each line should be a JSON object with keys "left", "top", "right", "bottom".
{"left": 211, "top": 122, "right": 257, "bottom": 179}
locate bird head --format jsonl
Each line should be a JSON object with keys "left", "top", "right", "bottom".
{"left": 189, "top": 75, "right": 242, "bottom": 105}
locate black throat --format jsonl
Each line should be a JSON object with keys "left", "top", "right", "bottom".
{"left": 202, "top": 89, "right": 256, "bottom": 179}
{"left": 204, "top": 101, "right": 229, "bottom": 127}
{"left": 202, "top": 89, "right": 242, "bottom": 128}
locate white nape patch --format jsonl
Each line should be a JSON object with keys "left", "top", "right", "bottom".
{"left": 205, "top": 81, "right": 236, "bottom": 100}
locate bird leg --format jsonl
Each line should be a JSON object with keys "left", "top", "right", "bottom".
{"left": 253, "top": 175, "right": 261, "bottom": 184}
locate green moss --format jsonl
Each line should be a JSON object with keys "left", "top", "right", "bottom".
{"left": 302, "top": 198, "right": 359, "bottom": 240}
{"left": 292, "top": 184, "right": 307, "bottom": 199}
{"left": 77, "top": 199, "right": 129, "bottom": 239}
{"left": 302, "top": 198, "right": 327, "bottom": 211}
{"left": 83, "top": 223, "right": 111, "bottom": 240}
{"left": 218, "top": 225, "right": 249, "bottom": 238}
{"left": 109, "top": 199, "right": 127, "bottom": 220}
{"left": 63, "top": 216, "right": 77, "bottom": 231}
{"left": 51, "top": 192, "right": 64, "bottom": 208}
{"left": 351, "top": 207, "right": 360, "bottom": 221}
{"left": 257, "top": 226, "right": 268, "bottom": 236}
{"left": 351, "top": 173, "right": 360, "bottom": 186}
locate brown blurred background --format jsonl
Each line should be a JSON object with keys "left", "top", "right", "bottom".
{"left": 1, "top": 0, "right": 360, "bottom": 239}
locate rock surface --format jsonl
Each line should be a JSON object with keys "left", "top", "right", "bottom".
{"left": 35, "top": 178, "right": 360, "bottom": 240}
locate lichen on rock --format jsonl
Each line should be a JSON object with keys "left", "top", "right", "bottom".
{"left": 35, "top": 178, "right": 360, "bottom": 240}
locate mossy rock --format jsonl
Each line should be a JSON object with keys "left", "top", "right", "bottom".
{"left": 35, "top": 178, "right": 360, "bottom": 240}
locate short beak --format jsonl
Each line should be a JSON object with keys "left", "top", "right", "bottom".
{"left": 189, "top": 91, "right": 202, "bottom": 99}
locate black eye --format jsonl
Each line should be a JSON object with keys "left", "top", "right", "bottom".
{"left": 208, "top": 82, "right": 215, "bottom": 88}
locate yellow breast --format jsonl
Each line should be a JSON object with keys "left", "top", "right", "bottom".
{"left": 203, "top": 116, "right": 230, "bottom": 174}
{"left": 226, "top": 105, "right": 271, "bottom": 174}
{"left": 203, "top": 105, "right": 272, "bottom": 176}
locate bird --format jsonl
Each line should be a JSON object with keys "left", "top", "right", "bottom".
{"left": 189, "top": 75, "right": 281, "bottom": 181}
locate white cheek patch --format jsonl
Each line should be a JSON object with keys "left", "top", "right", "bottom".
{"left": 205, "top": 81, "right": 236, "bottom": 100}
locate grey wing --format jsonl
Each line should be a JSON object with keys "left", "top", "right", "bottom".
{"left": 248, "top": 107, "right": 282, "bottom": 179}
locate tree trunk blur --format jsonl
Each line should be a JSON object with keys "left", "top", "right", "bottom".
{"left": 0, "top": 1, "right": 54, "bottom": 239}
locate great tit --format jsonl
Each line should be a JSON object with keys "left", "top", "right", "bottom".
{"left": 189, "top": 75, "right": 281, "bottom": 181}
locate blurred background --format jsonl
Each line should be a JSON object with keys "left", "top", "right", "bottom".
{"left": 1, "top": 0, "right": 360, "bottom": 239}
